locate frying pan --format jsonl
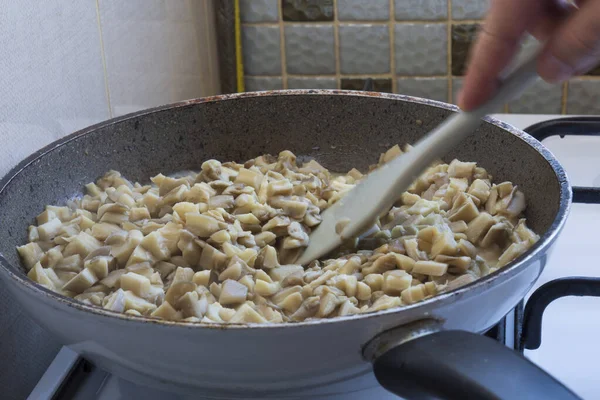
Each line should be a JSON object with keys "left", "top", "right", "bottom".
{"left": 0, "top": 90, "right": 578, "bottom": 399}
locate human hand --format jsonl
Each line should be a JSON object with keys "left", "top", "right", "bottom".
{"left": 458, "top": 0, "right": 600, "bottom": 111}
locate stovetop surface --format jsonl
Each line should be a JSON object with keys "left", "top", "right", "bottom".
{"left": 27, "top": 115, "right": 600, "bottom": 400}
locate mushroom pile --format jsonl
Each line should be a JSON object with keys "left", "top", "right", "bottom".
{"left": 17, "top": 145, "right": 539, "bottom": 323}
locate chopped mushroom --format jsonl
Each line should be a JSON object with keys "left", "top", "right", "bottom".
{"left": 19, "top": 147, "right": 536, "bottom": 323}
{"left": 219, "top": 279, "right": 248, "bottom": 305}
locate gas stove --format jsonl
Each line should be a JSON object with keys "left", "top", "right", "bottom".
{"left": 26, "top": 115, "right": 600, "bottom": 400}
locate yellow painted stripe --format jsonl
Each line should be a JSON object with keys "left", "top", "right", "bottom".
{"left": 234, "top": 0, "right": 244, "bottom": 92}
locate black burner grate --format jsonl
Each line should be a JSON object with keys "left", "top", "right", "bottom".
{"left": 514, "top": 118, "right": 600, "bottom": 353}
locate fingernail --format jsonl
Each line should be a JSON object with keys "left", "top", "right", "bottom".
{"left": 538, "top": 54, "right": 573, "bottom": 83}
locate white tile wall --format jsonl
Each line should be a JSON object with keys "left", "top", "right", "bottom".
{"left": 0, "top": 2, "right": 219, "bottom": 398}
{"left": 0, "top": 0, "right": 220, "bottom": 177}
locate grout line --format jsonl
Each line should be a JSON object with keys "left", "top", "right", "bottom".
{"left": 447, "top": 0, "right": 453, "bottom": 103}
{"left": 234, "top": 0, "right": 245, "bottom": 92}
{"left": 241, "top": 19, "right": 479, "bottom": 27}
{"left": 389, "top": 0, "right": 396, "bottom": 93}
{"left": 246, "top": 74, "right": 451, "bottom": 79}
{"left": 95, "top": 0, "right": 112, "bottom": 118}
{"left": 201, "top": 0, "right": 217, "bottom": 95}
{"left": 243, "top": 19, "right": 484, "bottom": 28}
{"left": 333, "top": 0, "right": 341, "bottom": 89}
{"left": 449, "top": 19, "right": 484, "bottom": 24}
{"left": 562, "top": 81, "right": 569, "bottom": 114}
{"left": 277, "top": 1, "right": 288, "bottom": 89}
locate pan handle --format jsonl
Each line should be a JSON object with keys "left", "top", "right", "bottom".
{"left": 364, "top": 320, "right": 581, "bottom": 400}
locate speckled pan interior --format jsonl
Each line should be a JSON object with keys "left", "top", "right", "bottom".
{"left": 0, "top": 91, "right": 562, "bottom": 275}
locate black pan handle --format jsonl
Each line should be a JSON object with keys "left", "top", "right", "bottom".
{"left": 366, "top": 322, "right": 581, "bottom": 399}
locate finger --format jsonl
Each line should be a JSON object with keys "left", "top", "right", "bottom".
{"left": 538, "top": 0, "right": 600, "bottom": 82}
{"left": 529, "top": 0, "right": 573, "bottom": 40}
{"left": 458, "top": 0, "right": 545, "bottom": 110}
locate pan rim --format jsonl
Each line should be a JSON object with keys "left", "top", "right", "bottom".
{"left": 0, "top": 89, "right": 572, "bottom": 330}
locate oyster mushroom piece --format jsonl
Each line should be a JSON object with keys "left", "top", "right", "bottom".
{"left": 154, "top": 261, "right": 177, "bottom": 280}
{"left": 430, "top": 230, "right": 457, "bottom": 258}
{"left": 37, "top": 218, "right": 63, "bottom": 241}
{"left": 208, "top": 195, "right": 235, "bottom": 210}
{"left": 317, "top": 292, "right": 340, "bottom": 317}
{"left": 363, "top": 274, "right": 384, "bottom": 292}
{"left": 176, "top": 290, "right": 207, "bottom": 318}
{"left": 55, "top": 254, "right": 84, "bottom": 272}
{"left": 465, "top": 212, "right": 496, "bottom": 244}
{"left": 255, "top": 245, "right": 280, "bottom": 269}
{"left": 151, "top": 301, "right": 182, "bottom": 321}
{"left": 62, "top": 268, "right": 98, "bottom": 294}
{"left": 234, "top": 168, "right": 263, "bottom": 190}
{"left": 497, "top": 241, "right": 531, "bottom": 267}
{"left": 448, "top": 194, "right": 479, "bottom": 223}
{"left": 434, "top": 255, "right": 472, "bottom": 273}
{"left": 271, "top": 285, "right": 302, "bottom": 306}
{"left": 103, "top": 289, "right": 127, "bottom": 312}
{"left": 198, "top": 244, "right": 229, "bottom": 271}
{"left": 267, "top": 179, "right": 293, "bottom": 197}
{"left": 42, "top": 246, "right": 64, "bottom": 269}
{"left": 270, "top": 265, "right": 304, "bottom": 282}
{"left": 63, "top": 232, "right": 103, "bottom": 259}
{"left": 185, "top": 182, "right": 216, "bottom": 203}
{"left": 269, "top": 196, "right": 309, "bottom": 219}
{"left": 356, "top": 281, "right": 372, "bottom": 301}
{"left": 110, "top": 230, "right": 143, "bottom": 267}
{"left": 401, "top": 285, "right": 427, "bottom": 304}
{"left": 468, "top": 179, "right": 491, "bottom": 203}
{"left": 219, "top": 279, "right": 248, "bottom": 306}
{"left": 404, "top": 238, "right": 427, "bottom": 262}
{"left": 361, "top": 253, "right": 397, "bottom": 275}
{"left": 176, "top": 230, "right": 203, "bottom": 267}
{"left": 192, "top": 270, "right": 212, "bottom": 287}
{"left": 185, "top": 213, "right": 226, "bottom": 238}
{"left": 27, "top": 262, "right": 56, "bottom": 289}
{"left": 443, "top": 273, "right": 476, "bottom": 292}
{"left": 512, "top": 219, "right": 540, "bottom": 244}
{"left": 229, "top": 303, "right": 267, "bottom": 324}
{"left": 218, "top": 261, "right": 242, "bottom": 281}
{"left": 100, "top": 269, "right": 127, "bottom": 288}
{"left": 338, "top": 299, "right": 362, "bottom": 316}
{"left": 17, "top": 242, "right": 44, "bottom": 270}
{"left": 448, "top": 159, "right": 476, "bottom": 179}
{"left": 369, "top": 295, "right": 402, "bottom": 312}
{"left": 255, "top": 279, "right": 281, "bottom": 297}
{"left": 120, "top": 272, "right": 151, "bottom": 298}
{"left": 382, "top": 270, "right": 412, "bottom": 295}
{"left": 91, "top": 223, "right": 124, "bottom": 241}
{"left": 290, "top": 296, "right": 320, "bottom": 321}
{"left": 165, "top": 281, "right": 197, "bottom": 307}
{"left": 170, "top": 267, "right": 195, "bottom": 286}
{"left": 253, "top": 231, "right": 277, "bottom": 248}
{"left": 262, "top": 215, "right": 291, "bottom": 236}
{"left": 328, "top": 274, "right": 358, "bottom": 297}
{"left": 412, "top": 261, "right": 448, "bottom": 277}
{"left": 84, "top": 256, "right": 113, "bottom": 280}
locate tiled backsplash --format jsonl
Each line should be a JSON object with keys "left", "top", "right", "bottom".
{"left": 240, "top": 0, "right": 600, "bottom": 114}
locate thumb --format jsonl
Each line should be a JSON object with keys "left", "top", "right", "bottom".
{"left": 537, "top": 0, "right": 600, "bottom": 82}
